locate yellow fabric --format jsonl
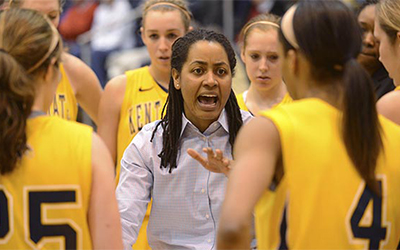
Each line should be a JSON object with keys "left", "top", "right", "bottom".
{"left": 274, "top": 93, "right": 292, "bottom": 108}
{"left": 48, "top": 63, "right": 78, "bottom": 121}
{"left": 117, "top": 66, "right": 168, "bottom": 250}
{"left": 257, "top": 98, "right": 400, "bottom": 249}
{"left": 395, "top": 86, "right": 400, "bottom": 91}
{"left": 0, "top": 116, "right": 92, "bottom": 249}
{"left": 235, "top": 92, "right": 292, "bottom": 249}
{"left": 255, "top": 178, "right": 288, "bottom": 250}
{"left": 236, "top": 91, "right": 292, "bottom": 113}
{"left": 236, "top": 92, "right": 249, "bottom": 112}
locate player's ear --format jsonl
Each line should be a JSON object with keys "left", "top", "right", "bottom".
{"left": 140, "top": 27, "right": 147, "bottom": 46}
{"left": 286, "top": 49, "right": 297, "bottom": 76}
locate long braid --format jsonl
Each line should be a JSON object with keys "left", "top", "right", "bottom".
{"left": 225, "top": 90, "right": 243, "bottom": 155}
{"left": 151, "top": 80, "right": 184, "bottom": 173}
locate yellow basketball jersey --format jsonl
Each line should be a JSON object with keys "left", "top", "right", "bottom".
{"left": 48, "top": 63, "right": 78, "bottom": 121}
{"left": 236, "top": 91, "right": 292, "bottom": 113}
{"left": 117, "top": 66, "right": 167, "bottom": 250}
{"left": 116, "top": 66, "right": 168, "bottom": 181}
{"left": 0, "top": 115, "right": 92, "bottom": 249}
{"left": 258, "top": 98, "right": 400, "bottom": 249}
{"left": 396, "top": 86, "right": 400, "bottom": 91}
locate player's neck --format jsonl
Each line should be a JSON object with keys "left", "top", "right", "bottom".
{"left": 149, "top": 65, "right": 170, "bottom": 90}
{"left": 32, "top": 84, "right": 53, "bottom": 113}
{"left": 248, "top": 82, "right": 286, "bottom": 103}
{"left": 246, "top": 82, "right": 286, "bottom": 113}
{"left": 302, "top": 80, "right": 342, "bottom": 109}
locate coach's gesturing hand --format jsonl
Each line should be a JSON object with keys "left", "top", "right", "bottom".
{"left": 187, "top": 147, "right": 232, "bottom": 176}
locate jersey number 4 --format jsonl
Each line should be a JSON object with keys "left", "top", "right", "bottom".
{"left": 349, "top": 180, "right": 387, "bottom": 249}
{"left": 0, "top": 187, "right": 80, "bottom": 249}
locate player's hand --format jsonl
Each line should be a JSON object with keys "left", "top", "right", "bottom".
{"left": 187, "top": 147, "right": 232, "bottom": 176}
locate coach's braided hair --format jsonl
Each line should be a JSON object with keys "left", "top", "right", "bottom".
{"left": 0, "top": 8, "right": 62, "bottom": 175}
{"left": 151, "top": 29, "right": 242, "bottom": 173}
{"left": 280, "top": 0, "right": 383, "bottom": 195}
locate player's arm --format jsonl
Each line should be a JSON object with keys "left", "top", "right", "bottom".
{"left": 97, "top": 75, "right": 126, "bottom": 164}
{"left": 89, "top": 132, "right": 123, "bottom": 250}
{"left": 62, "top": 53, "right": 103, "bottom": 125}
{"left": 377, "top": 90, "right": 400, "bottom": 126}
{"left": 217, "top": 116, "right": 281, "bottom": 249}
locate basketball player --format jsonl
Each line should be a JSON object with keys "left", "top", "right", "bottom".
{"left": 236, "top": 13, "right": 291, "bottom": 115}
{"left": 357, "top": 0, "right": 395, "bottom": 100}
{"left": 0, "top": 8, "right": 121, "bottom": 249}
{"left": 217, "top": 1, "right": 400, "bottom": 248}
{"left": 10, "top": 0, "right": 103, "bottom": 124}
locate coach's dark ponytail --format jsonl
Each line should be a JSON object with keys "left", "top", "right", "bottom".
{"left": 0, "top": 9, "right": 62, "bottom": 175}
{"left": 280, "top": 0, "right": 383, "bottom": 194}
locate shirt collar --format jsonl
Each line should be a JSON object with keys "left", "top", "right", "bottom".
{"left": 180, "top": 109, "right": 229, "bottom": 137}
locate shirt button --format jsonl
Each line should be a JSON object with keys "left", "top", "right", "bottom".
{"left": 207, "top": 239, "right": 212, "bottom": 243}
{"left": 201, "top": 188, "right": 205, "bottom": 193}
{"left": 206, "top": 214, "right": 210, "bottom": 219}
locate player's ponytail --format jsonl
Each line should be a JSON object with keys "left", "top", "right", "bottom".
{"left": 0, "top": 51, "right": 35, "bottom": 174}
{"left": 342, "top": 58, "right": 383, "bottom": 195}
{"left": 0, "top": 8, "right": 62, "bottom": 175}
{"left": 280, "top": 0, "right": 383, "bottom": 194}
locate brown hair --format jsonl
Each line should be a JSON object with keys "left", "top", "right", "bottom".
{"left": 142, "top": 0, "right": 192, "bottom": 31}
{"left": 239, "top": 13, "right": 280, "bottom": 50}
{"left": 9, "top": 0, "right": 65, "bottom": 12}
{"left": 280, "top": 0, "right": 383, "bottom": 194}
{"left": 0, "top": 8, "right": 62, "bottom": 175}
{"left": 376, "top": 0, "right": 400, "bottom": 44}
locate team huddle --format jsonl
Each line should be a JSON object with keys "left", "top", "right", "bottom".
{"left": 0, "top": 0, "right": 400, "bottom": 249}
